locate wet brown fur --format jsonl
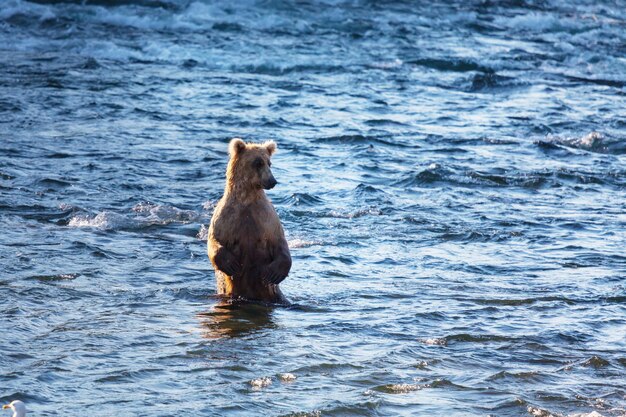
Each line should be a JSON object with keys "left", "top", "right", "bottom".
{"left": 208, "top": 138, "right": 291, "bottom": 303}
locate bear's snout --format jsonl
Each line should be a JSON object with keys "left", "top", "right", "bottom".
{"left": 264, "top": 175, "right": 277, "bottom": 190}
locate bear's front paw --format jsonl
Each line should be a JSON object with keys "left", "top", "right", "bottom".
{"left": 214, "top": 248, "right": 241, "bottom": 277}
{"left": 262, "top": 261, "right": 289, "bottom": 285}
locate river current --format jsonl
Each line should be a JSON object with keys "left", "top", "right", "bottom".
{"left": 1, "top": 1, "right": 625, "bottom": 416}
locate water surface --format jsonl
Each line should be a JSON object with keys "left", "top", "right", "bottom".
{"left": 1, "top": 1, "right": 625, "bottom": 416}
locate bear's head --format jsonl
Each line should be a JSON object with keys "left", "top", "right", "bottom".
{"left": 226, "top": 138, "right": 278, "bottom": 193}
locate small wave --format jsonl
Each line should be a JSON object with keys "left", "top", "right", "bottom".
{"left": 364, "top": 118, "right": 407, "bottom": 126}
{"left": 0, "top": 100, "right": 22, "bottom": 113}
{"left": 212, "top": 21, "right": 244, "bottom": 32}
{"left": 81, "top": 57, "right": 101, "bottom": 70}
{"left": 527, "top": 406, "right": 558, "bottom": 417}
{"left": 395, "top": 164, "right": 603, "bottom": 190}
{"left": 27, "top": 273, "right": 80, "bottom": 282}
{"left": 439, "top": 227, "right": 523, "bottom": 243}
{"left": 538, "top": 132, "right": 625, "bottom": 155}
{"left": 83, "top": 40, "right": 145, "bottom": 62}
{"left": 196, "top": 224, "right": 209, "bottom": 241}
{"left": 566, "top": 75, "right": 625, "bottom": 89}
{"left": 326, "top": 207, "right": 383, "bottom": 219}
{"left": 373, "top": 378, "right": 460, "bottom": 394}
{"left": 278, "top": 412, "right": 321, "bottom": 417}
{"left": 249, "top": 376, "right": 272, "bottom": 389}
{"left": 468, "top": 72, "right": 522, "bottom": 92}
{"left": 131, "top": 202, "right": 198, "bottom": 223}
{"left": 421, "top": 334, "right": 514, "bottom": 346}
{"left": 581, "top": 356, "right": 610, "bottom": 368}
{"left": 68, "top": 211, "right": 134, "bottom": 230}
{"left": 94, "top": 368, "right": 163, "bottom": 384}
{"left": 374, "top": 383, "right": 424, "bottom": 394}
{"left": 471, "top": 296, "right": 573, "bottom": 306}
{"left": 421, "top": 338, "right": 447, "bottom": 346}
{"left": 409, "top": 58, "right": 492, "bottom": 73}
{"left": 408, "top": 165, "right": 474, "bottom": 187}
{"left": 369, "top": 59, "right": 403, "bottom": 70}
{"left": 494, "top": 12, "right": 583, "bottom": 33}
{"left": 312, "top": 135, "right": 397, "bottom": 147}
{"left": 354, "top": 183, "right": 387, "bottom": 196}
{"left": 232, "top": 63, "right": 343, "bottom": 76}
{"left": 202, "top": 200, "right": 218, "bottom": 211}
{"left": 487, "top": 370, "right": 540, "bottom": 381}
{"left": 528, "top": 406, "right": 607, "bottom": 417}
{"left": 393, "top": 163, "right": 448, "bottom": 187}
{"left": 277, "top": 193, "right": 323, "bottom": 207}
{"left": 68, "top": 203, "right": 200, "bottom": 230}
{"left": 0, "top": 0, "right": 52, "bottom": 23}
{"left": 37, "top": 177, "right": 73, "bottom": 189}
{"left": 0, "top": 171, "right": 15, "bottom": 180}
{"left": 288, "top": 239, "right": 322, "bottom": 249}
{"left": 278, "top": 373, "right": 296, "bottom": 382}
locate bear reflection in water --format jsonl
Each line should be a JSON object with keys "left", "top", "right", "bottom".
{"left": 208, "top": 138, "right": 292, "bottom": 304}
{"left": 196, "top": 301, "right": 276, "bottom": 339}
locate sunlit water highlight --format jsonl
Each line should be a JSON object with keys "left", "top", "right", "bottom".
{"left": 1, "top": 1, "right": 625, "bottom": 416}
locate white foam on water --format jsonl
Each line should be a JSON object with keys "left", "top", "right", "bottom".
{"left": 84, "top": 40, "right": 145, "bottom": 62}
{"left": 370, "top": 59, "right": 403, "bottom": 70}
{"left": 132, "top": 202, "right": 199, "bottom": 224}
{"left": 278, "top": 373, "right": 296, "bottom": 382}
{"left": 421, "top": 338, "right": 447, "bottom": 346}
{"left": 386, "top": 383, "right": 423, "bottom": 393}
{"left": 202, "top": 200, "right": 217, "bottom": 211}
{"left": 196, "top": 224, "right": 209, "bottom": 241}
{"left": 68, "top": 203, "right": 200, "bottom": 230}
{"left": 494, "top": 12, "right": 581, "bottom": 33}
{"left": 288, "top": 239, "right": 322, "bottom": 249}
{"left": 68, "top": 211, "right": 134, "bottom": 230}
{"left": 249, "top": 376, "right": 272, "bottom": 389}
{"left": 327, "top": 207, "right": 382, "bottom": 219}
{"left": 546, "top": 131, "right": 605, "bottom": 152}
{"left": 528, "top": 406, "right": 609, "bottom": 417}
{"left": 0, "top": 0, "right": 52, "bottom": 20}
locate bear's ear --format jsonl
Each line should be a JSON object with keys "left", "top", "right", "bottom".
{"left": 264, "top": 140, "right": 277, "bottom": 156}
{"left": 229, "top": 138, "right": 246, "bottom": 157}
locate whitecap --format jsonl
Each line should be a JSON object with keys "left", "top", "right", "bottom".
{"left": 288, "top": 239, "right": 322, "bottom": 249}
{"left": 421, "top": 338, "right": 447, "bottom": 346}
{"left": 544, "top": 131, "right": 605, "bottom": 152}
{"left": 249, "top": 376, "right": 272, "bottom": 388}
{"left": 568, "top": 412, "right": 606, "bottom": 417}
{"left": 370, "top": 59, "right": 403, "bottom": 70}
{"left": 68, "top": 204, "right": 200, "bottom": 230}
{"left": 68, "top": 211, "right": 134, "bottom": 230}
{"left": 132, "top": 202, "right": 199, "bottom": 224}
{"left": 0, "top": 0, "right": 51, "bottom": 21}
{"left": 494, "top": 12, "right": 579, "bottom": 33}
{"left": 278, "top": 373, "right": 296, "bottom": 382}
{"left": 196, "top": 224, "right": 209, "bottom": 241}
{"left": 527, "top": 407, "right": 608, "bottom": 417}
{"left": 385, "top": 383, "right": 423, "bottom": 393}
{"left": 202, "top": 200, "right": 217, "bottom": 211}
{"left": 327, "top": 208, "right": 382, "bottom": 219}
{"left": 84, "top": 40, "right": 144, "bottom": 62}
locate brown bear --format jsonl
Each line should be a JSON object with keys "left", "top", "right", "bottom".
{"left": 207, "top": 138, "right": 292, "bottom": 303}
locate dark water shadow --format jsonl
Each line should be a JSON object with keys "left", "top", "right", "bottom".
{"left": 196, "top": 299, "right": 278, "bottom": 339}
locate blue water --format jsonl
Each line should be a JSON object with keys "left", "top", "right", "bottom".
{"left": 1, "top": 1, "right": 625, "bottom": 416}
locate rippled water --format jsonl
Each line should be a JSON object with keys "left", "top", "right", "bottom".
{"left": 1, "top": 1, "right": 625, "bottom": 416}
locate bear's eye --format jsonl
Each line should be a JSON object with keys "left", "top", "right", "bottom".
{"left": 254, "top": 158, "right": 264, "bottom": 169}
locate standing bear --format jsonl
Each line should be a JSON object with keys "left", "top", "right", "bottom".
{"left": 208, "top": 138, "right": 292, "bottom": 303}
